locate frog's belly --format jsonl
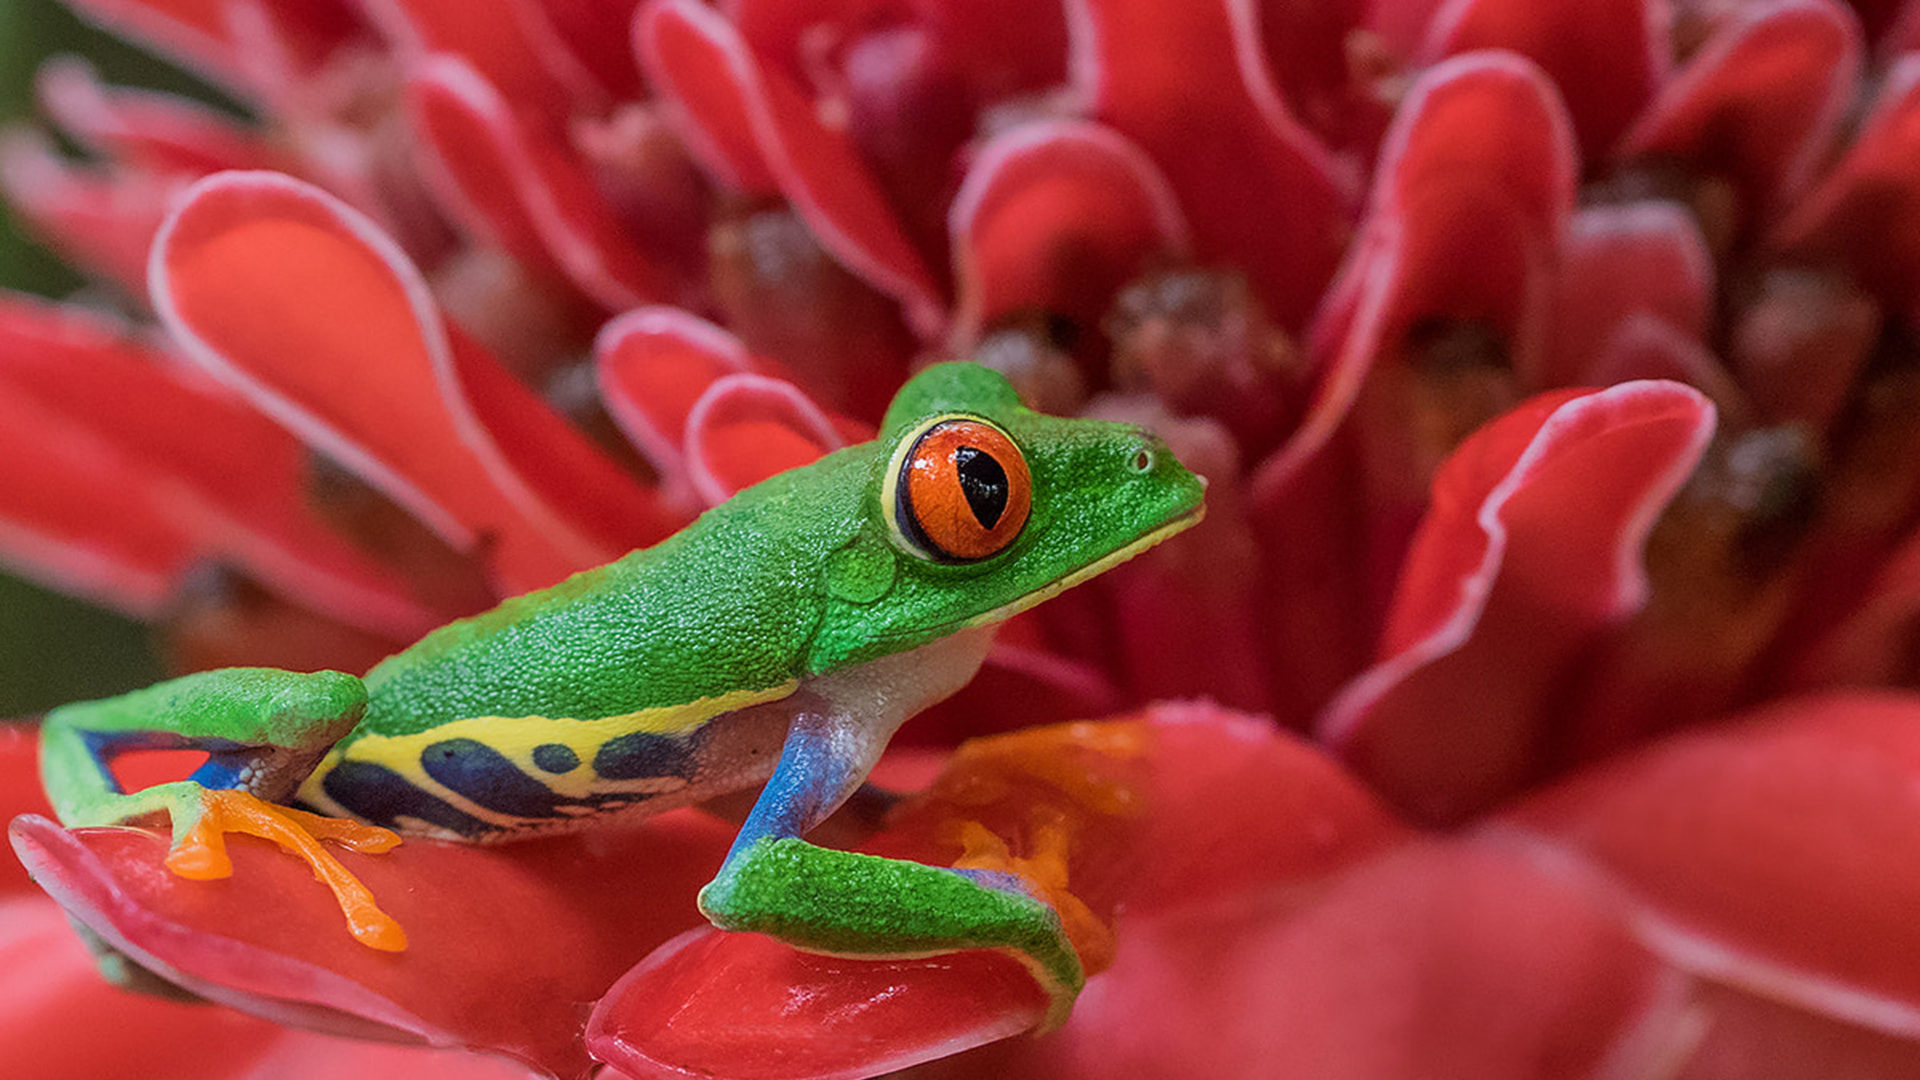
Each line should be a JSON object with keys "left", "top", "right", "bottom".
{"left": 296, "top": 688, "right": 798, "bottom": 841}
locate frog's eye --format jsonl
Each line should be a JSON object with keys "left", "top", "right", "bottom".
{"left": 891, "top": 417, "right": 1032, "bottom": 562}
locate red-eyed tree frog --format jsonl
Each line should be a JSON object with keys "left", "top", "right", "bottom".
{"left": 37, "top": 362, "right": 1206, "bottom": 1023}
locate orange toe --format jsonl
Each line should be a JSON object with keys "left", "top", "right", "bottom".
{"left": 171, "top": 789, "right": 408, "bottom": 952}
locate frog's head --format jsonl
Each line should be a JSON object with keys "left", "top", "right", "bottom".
{"left": 809, "top": 362, "right": 1207, "bottom": 670}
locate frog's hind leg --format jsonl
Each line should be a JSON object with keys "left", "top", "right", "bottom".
{"left": 696, "top": 629, "right": 1085, "bottom": 1028}
{"left": 39, "top": 667, "right": 407, "bottom": 951}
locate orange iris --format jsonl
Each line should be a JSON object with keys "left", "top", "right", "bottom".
{"left": 898, "top": 419, "right": 1032, "bottom": 561}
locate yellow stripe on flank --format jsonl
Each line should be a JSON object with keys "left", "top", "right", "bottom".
{"left": 306, "top": 681, "right": 799, "bottom": 823}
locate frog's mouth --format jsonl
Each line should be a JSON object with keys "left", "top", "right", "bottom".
{"left": 960, "top": 503, "right": 1207, "bottom": 631}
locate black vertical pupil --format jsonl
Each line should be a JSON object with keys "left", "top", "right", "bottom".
{"left": 953, "top": 446, "right": 1009, "bottom": 528}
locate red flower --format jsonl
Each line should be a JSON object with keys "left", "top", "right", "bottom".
{"left": 7, "top": 0, "right": 1920, "bottom": 1076}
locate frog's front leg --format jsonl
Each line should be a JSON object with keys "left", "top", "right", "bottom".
{"left": 39, "top": 667, "right": 407, "bottom": 951}
{"left": 697, "top": 628, "right": 1085, "bottom": 1026}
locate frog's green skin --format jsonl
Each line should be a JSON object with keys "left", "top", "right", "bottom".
{"left": 38, "top": 362, "right": 1205, "bottom": 1024}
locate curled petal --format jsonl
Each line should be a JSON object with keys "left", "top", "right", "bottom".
{"left": 588, "top": 928, "right": 1048, "bottom": 1080}
{"left": 683, "top": 373, "right": 866, "bottom": 506}
{"left": 11, "top": 810, "right": 733, "bottom": 1079}
{"left": 1262, "top": 51, "right": 1577, "bottom": 497}
{"left": 1321, "top": 382, "right": 1716, "bottom": 823}
{"left": 406, "top": 55, "right": 681, "bottom": 310}
{"left": 1620, "top": 0, "right": 1862, "bottom": 216}
{"left": 1419, "top": 0, "right": 1667, "bottom": 158}
{"left": 1503, "top": 692, "right": 1920, "bottom": 1037}
{"left": 728, "top": 0, "right": 1065, "bottom": 106}
{"left": 149, "top": 171, "right": 681, "bottom": 593}
{"left": 1064, "top": 0, "right": 1355, "bottom": 328}
{"left": 1771, "top": 55, "right": 1920, "bottom": 319}
{"left": 1545, "top": 201, "right": 1716, "bottom": 389}
{"left": 948, "top": 120, "right": 1189, "bottom": 346}
{"left": 1250, "top": 53, "right": 1576, "bottom": 721}
{"left": 595, "top": 306, "right": 758, "bottom": 498}
{"left": 0, "top": 888, "right": 545, "bottom": 1080}
{"left": 637, "top": 0, "right": 945, "bottom": 334}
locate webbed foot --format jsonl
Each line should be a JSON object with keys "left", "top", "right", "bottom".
{"left": 168, "top": 787, "right": 407, "bottom": 952}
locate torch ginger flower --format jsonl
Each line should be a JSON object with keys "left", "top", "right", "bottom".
{"left": 6, "top": 0, "right": 1920, "bottom": 1077}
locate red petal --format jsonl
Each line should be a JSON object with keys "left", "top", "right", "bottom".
{"left": 948, "top": 120, "right": 1188, "bottom": 345}
{"left": 1794, "top": 529, "right": 1920, "bottom": 688}
{"left": 920, "top": 841, "right": 1664, "bottom": 1080}
{"left": 1668, "top": 981, "right": 1920, "bottom": 1080}
{"left": 1583, "top": 313, "right": 1754, "bottom": 430}
{"left": 1121, "top": 702, "right": 1406, "bottom": 912}
{"left": 594, "top": 705, "right": 1398, "bottom": 1078}
{"left": 1365, "top": 0, "right": 1449, "bottom": 56}
{"left": 527, "top": 0, "right": 649, "bottom": 101}
{"left": 1256, "top": 0, "right": 1375, "bottom": 148}
{"left": 11, "top": 810, "right": 733, "bottom": 1079}
{"left": 1321, "top": 382, "right": 1716, "bottom": 823}
{"left": 1771, "top": 56, "right": 1920, "bottom": 320}
{"left": 1, "top": 889, "right": 554, "bottom": 1079}
{"left": 1545, "top": 201, "right": 1716, "bottom": 389}
{"left": 637, "top": 0, "right": 945, "bottom": 334}
{"left": 0, "top": 130, "right": 176, "bottom": 294}
{"left": 1620, "top": 0, "right": 1862, "bottom": 216}
{"left": 0, "top": 385, "right": 194, "bottom": 617}
{"left": 36, "top": 58, "right": 283, "bottom": 177}
{"left": 1081, "top": 404, "right": 1271, "bottom": 712}
{"left": 0, "top": 291, "right": 440, "bottom": 639}
{"left": 1249, "top": 53, "right": 1577, "bottom": 723}
{"left": 1263, "top": 51, "right": 1577, "bottom": 497}
{"left": 1065, "top": 0, "right": 1355, "bottom": 328}
{"left": 58, "top": 0, "right": 364, "bottom": 98}
{"left": 0, "top": 726, "right": 52, "bottom": 896}
{"left": 0, "top": 895, "right": 285, "bottom": 1080}
{"left": 1505, "top": 692, "right": 1920, "bottom": 1035}
{"left": 1419, "top": 0, "right": 1666, "bottom": 159}
{"left": 358, "top": 0, "right": 584, "bottom": 121}
{"left": 149, "top": 171, "right": 682, "bottom": 593}
{"left": 588, "top": 928, "right": 1048, "bottom": 1080}
{"left": 595, "top": 306, "right": 759, "bottom": 500}
{"left": 683, "top": 373, "right": 865, "bottom": 505}
{"left": 407, "top": 56, "right": 681, "bottom": 311}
